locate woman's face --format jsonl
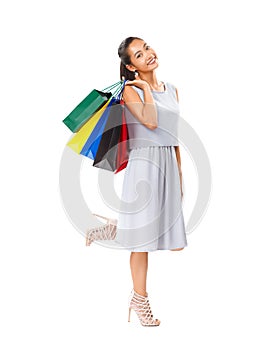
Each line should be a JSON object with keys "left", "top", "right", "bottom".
{"left": 126, "top": 39, "right": 159, "bottom": 74}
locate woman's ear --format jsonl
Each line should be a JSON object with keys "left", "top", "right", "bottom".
{"left": 126, "top": 64, "right": 136, "bottom": 73}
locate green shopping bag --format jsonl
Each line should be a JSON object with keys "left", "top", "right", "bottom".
{"left": 62, "top": 81, "right": 123, "bottom": 133}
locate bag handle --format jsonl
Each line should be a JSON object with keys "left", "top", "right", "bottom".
{"left": 100, "top": 80, "right": 127, "bottom": 101}
{"left": 102, "top": 80, "right": 123, "bottom": 92}
{"left": 115, "top": 80, "right": 127, "bottom": 101}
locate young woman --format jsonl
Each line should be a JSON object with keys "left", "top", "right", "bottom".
{"left": 114, "top": 37, "right": 188, "bottom": 326}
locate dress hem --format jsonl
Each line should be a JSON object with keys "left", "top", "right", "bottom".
{"left": 121, "top": 243, "right": 188, "bottom": 252}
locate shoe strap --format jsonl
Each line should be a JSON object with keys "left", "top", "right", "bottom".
{"left": 130, "top": 289, "right": 158, "bottom": 325}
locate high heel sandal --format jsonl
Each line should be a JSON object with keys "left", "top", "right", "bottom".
{"left": 86, "top": 213, "right": 117, "bottom": 246}
{"left": 128, "top": 289, "right": 161, "bottom": 326}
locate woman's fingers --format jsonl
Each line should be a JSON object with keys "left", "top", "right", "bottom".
{"left": 125, "top": 79, "right": 136, "bottom": 85}
{"left": 125, "top": 79, "right": 150, "bottom": 90}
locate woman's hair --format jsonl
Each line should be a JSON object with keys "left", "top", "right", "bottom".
{"left": 118, "top": 36, "right": 143, "bottom": 81}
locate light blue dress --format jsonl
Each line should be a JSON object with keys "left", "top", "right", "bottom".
{"left": 114, "top": 82, "right": 188, "bottom": 252}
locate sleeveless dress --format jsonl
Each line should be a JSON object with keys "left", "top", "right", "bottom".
{"left": 114, "top": 82, "right": 188, "bottom": 252}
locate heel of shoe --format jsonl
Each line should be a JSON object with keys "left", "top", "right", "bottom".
{"left": 86, "top": 213, "right": 117, "bottom": 245}
{"left": 92, "top": 213, "right": 117, "bottom": 226}
{"left": 92, "top": 213, "right": 110, "bottom": 221}
{"left": 128, "top": 289, "right": 161, "bottom": 327}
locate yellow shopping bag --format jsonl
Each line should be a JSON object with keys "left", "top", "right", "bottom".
{"left": 66, "top": 99, "right": 111, "bottom": 154}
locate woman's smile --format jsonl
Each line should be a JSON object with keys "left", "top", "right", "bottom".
{"left": 147, "top": 56, "right": 157, "bottom": 65}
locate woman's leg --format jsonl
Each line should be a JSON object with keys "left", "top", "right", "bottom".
{"left": 130, "top": 252, "right": 148, "bottom": 296}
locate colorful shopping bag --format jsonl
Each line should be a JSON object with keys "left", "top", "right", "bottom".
{"left": 62, "top": 81, "right": 124, "bottom": 132}
{"left": 66, "top": 99, "right": 111, "bottom": 154}
{"left": 64, "top": 79, "right": 129, "bottom": 173}
{"left": 79, "top": 98, "right": 116, "bottom": 160}
{"left": 93, "top": 98, "right": 126, "bottom": 172}
{"left": 115, "top": 100, "right": 129, "bottom": 174}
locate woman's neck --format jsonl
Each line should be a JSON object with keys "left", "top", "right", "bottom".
{"left": 138, "top": 71, "right": 163, "bottom": 91}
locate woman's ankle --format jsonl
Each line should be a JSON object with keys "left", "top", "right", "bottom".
{"left": 133, "top": 288, "right": 147, "bottom": 297}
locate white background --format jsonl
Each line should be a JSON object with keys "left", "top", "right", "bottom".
{"left": 1, "top": 0, "right": 271, "bottom": 348}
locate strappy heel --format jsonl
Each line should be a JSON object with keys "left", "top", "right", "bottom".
{"left": 86, "top": 213, "right": 117, "bottom": 246}
{"left": 128, "top": 289, "right": 161, "bottom": 326}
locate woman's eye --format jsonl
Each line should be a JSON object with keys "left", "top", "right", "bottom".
{"left": 146, "top": 45, "right": 150, "bottom": 50}
{"left": 136, "top": 53, "right": 142, "bottom": 58}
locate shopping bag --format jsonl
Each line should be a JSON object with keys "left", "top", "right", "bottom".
{"left": 62, "top": 90, "right": 111, "bottom": 132}
{"left": 62, "top": 81, "right": 124, "bottom": 132}
{"left": 114, "top": 99, "right": 129, "bottom": 174}
{"left": 66, "top": 99, "right": 111, "bottom": 154}
{"left": 79, "top": 98, "right": 116, "bottom": 160}
{"left": 64, "top": 79, "right": 129, "bottom": 173}
{"left": 92, "top": 98, "right": 125, "bottom": 172}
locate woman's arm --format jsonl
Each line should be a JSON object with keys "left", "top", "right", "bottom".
{"left": 175, "top": 145, "right": 183, "bottom": 198}
{"left": 174, "top": 145, "right": 181, "bottom": 167}
{"left": 174, "top": 88, "right": 183, "bottom": 197}
{"left": 174, "top": 145, "right": 182, "bottom": 173}
{"left": 122, "top": 78, "right": 158, "bottom": 130}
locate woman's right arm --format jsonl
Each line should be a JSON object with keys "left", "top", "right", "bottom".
{"left": 122, "top": 79, "right": 158, "bottom": 130}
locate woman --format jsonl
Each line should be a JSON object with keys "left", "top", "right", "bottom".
{"left": 115, "top": 37, "right": 188, "bottom": 326}
{"left": 87, "top": 36, "right": 188, "bottom": 326}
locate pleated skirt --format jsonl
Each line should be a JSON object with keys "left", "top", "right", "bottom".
{"left": 114, "top": 146, "right": 188, "bottom": 252}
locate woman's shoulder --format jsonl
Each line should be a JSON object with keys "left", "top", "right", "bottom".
{"left": 123, "top": 81, "right": 179, "bottom": 101}
{"left": 123, "top": 83, "right": 143, "bottom": 94}
{"left": 122, "top": 84, "right": 145, "bottom": 103}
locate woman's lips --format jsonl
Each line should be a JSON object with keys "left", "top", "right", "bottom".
{"left": 147, "top": 57, "right": 157, "bottom": 65}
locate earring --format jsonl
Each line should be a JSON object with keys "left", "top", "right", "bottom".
{"left": 134, "top": 71, "right": 138, "bottom": 77}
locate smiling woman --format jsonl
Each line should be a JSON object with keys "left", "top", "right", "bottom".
{"left": 109, "top": 37, "right": 188, "bottom": 327}
{"left": 87, "top": 36, "right": 188, "bottom": 327}
{"left": 118, "top": 37, "right": 161, "bottom": 87}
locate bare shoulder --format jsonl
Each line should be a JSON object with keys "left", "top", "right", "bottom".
{"left": 122, "top": 85, "right": 143, "bottom": 104}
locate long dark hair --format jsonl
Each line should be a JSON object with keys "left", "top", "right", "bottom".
{"left": 118, "top": 36, "right": 143, "bottom": 81}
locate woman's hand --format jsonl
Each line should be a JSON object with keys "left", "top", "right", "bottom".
{"left": 125, "top": 76, "right": 151, "bottom": 91}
